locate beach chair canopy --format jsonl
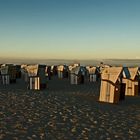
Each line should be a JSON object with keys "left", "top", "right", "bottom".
{"left": 128, "top": 67, "right": 139, "bottom": 80}
{"left": 101, "top": 67, "right": 123, "bottom": 84}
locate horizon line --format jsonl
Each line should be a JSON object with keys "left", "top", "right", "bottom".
{"left": 0, "top": 57, "right": 140, "bottom": 61}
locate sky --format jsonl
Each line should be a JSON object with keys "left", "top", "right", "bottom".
{"left": 0, "top": 0, "right": 140, "bottom": 60}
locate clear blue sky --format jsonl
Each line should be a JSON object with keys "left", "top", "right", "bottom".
{"left": 0, "top": 0, "right": 140, "bottom": 59}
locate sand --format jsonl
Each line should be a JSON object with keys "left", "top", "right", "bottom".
{"left": 0, "top": 76, "right": 140, "bottom": 140}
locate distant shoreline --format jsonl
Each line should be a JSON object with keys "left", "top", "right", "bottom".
{"left": 0, "top": 58, "right": 140, "bottom": 66}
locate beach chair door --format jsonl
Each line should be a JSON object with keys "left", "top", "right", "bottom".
{"left": 134, "top": 84, "right": 138, "bottom": 96}
{"left": 106, "top": 81, "right": 110, "bottom": 102}
{"left": 120, "top": 83, "right": 126, "bottom": 100}
{"left": 78, "top": 75, "right": 83, "bottom": 84}
{"left": 138, "top": 81, "right": 140, "bottom": 95}
{"left": 105, "top": 74, "right": 110, "bottom": 102}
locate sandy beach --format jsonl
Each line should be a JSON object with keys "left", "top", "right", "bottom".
{"left": 1, "top": 0, "right": 140, "bottom": 139}
{"left": 0, "top": 76, "right": 140, "bottom": 140}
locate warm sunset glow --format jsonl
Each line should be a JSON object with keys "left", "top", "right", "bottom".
{"left": 0, "top": 0, "right": 140, "bottom": 59}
